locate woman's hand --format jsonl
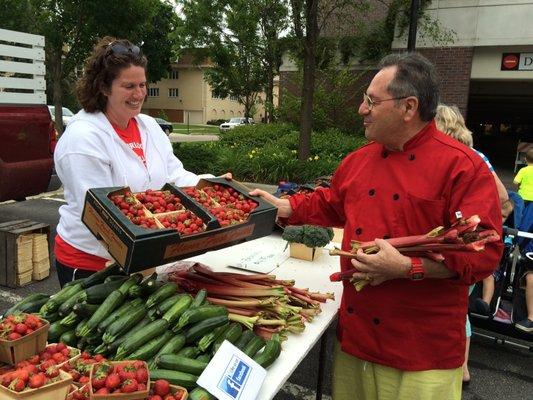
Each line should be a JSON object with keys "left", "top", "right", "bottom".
{"left": 248, "top": 189, "right": 293, "bottom": 218}
{"left": 219, "top": 172, "right": 233, "bottom": 180}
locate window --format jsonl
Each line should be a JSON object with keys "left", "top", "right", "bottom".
{"left": 148, "top": 88, "right": 159, "bottom": 97}
{"left": 169, "top": 70, "right": 179, "bottom": 80}
{"left": 211, "top": 92, "right": 223, "bottom": 99}
{"left": 230, "top": 95, "right": 238, "bottom": 101}
{"left": 168, "top": 88, "right": 179, "bottom": 98}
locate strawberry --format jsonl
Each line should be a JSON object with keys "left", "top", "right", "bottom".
{"left": 91, "top": 374, "right": 106, "bottom": 390}
{"left": 45, "top": 366, "right": 59, "bottom": 379}
{"left": 14, "top": 323, "right": 28, "bottom": 335}
{"left": 133, "top": 360, "right": 145, "bottom": 370}
{"left": 79, "top": 376, "right": 90, "bottom": 385}
{"left": 135, "top": 367, "right": 148, "bottom": 384}
{"left": 104, "top": 373, "right": 121, "bottom": 391}
{"left": 95, "top": 387, "right": 109, "bottom": 394}
{"left": 28, "top": 373, "right": 46, "bottom": 389}
{"left": 121, "top": 378, "right": 139, "bottom": 393}
{"left": 164, "top": 395, "right": 175, "bottom": 400}
{"left": 149, "top": 396, "right": 163, "bottom": 400}
{"left": 8, "top": 332, "right": 22, "bottom": 341}
{"left": 27, "top": 355, "right": 40, "bottom": 364}
{"left": 1, "top": 372, "right": 13, "bottom": 387}
{"left": 8, "top": 377, "right": 25, "bottom": 392}
{"left": 12, "top": 368, "right": 30, "bottom": 383}
{"left": 118, "top": 364, "right": 136, "bottom": 381}
{"left": 153, "top": 379, "right": 170, "bottom": 396}
{"left": 56, "top": 342, "right": 67, "bottom": 352}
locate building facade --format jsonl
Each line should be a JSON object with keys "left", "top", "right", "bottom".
{"left": 142, "top": 54, "right": 278, "bottom": 124}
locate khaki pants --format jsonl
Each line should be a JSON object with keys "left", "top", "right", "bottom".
{"left": 332, "top": 340, "right": 462, "bottom": 400}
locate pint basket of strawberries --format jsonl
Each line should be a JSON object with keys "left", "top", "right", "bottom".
{"left": 89, "top": 360, "right": 149, "bottom": 399}
{"left": 0, "top": 368, "right": 73, "bottom": 400}
{"left": 66, "top": 384, "right": 90, "bottom": 400}
{"left": 0, "top": 313, "right": 49, "bottom": 365}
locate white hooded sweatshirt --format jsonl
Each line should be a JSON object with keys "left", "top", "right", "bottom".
{"left": 54, "top": 110, "right": 200, "bottom": 260}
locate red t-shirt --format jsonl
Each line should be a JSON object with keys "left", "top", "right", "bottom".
{"left": 112, "top": 118, "right": 146, "bottom": 165}
{"left": 55, "top": 118, "right": 146, "bottom": 271}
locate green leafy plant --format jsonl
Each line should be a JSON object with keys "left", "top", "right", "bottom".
{"left": 282, "top": 225, "right": 334, "bottom": 249}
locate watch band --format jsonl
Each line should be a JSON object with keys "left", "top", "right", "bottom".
{"left": 408, "top": 256, "right": 425, "bottom": 281}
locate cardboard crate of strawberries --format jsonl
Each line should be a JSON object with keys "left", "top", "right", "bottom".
{"left": 0, "top": 313, "right": 49, "bottom": 365}
{"left": 82, "top": 178, "right": 277, "bottom": 273}
{"left": 89, "top": 360, "right": 149, "bottom": 399}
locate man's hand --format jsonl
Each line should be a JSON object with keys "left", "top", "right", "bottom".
{"left": 350, "top": 238, "right": 411, "bottom": 285}
{"left": 249, "top": 189, "right": 293, "bottom": 218}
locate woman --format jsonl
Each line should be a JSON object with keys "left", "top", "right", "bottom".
{"left": 54, "top": 37, "right": 228, "bottom": 287}
{"left": 435, "top": 104, "right": 510, "bottom": 386}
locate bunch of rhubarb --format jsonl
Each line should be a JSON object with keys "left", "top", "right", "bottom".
{"left": 168, "top": 263, "right": 334, "bottom": 340}
{"left": 329, "top": 215, "right": 500, "bottom": 290}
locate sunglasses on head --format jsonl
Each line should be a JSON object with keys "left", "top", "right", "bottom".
{"left": 107, "top": 42, "right": 141, "bottom": 56}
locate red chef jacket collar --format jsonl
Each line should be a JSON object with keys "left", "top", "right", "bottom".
{"left": 381, "top": 120, "right": 435, "bottom": 153}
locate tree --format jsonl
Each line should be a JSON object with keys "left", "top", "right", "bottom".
{"left": 0, "top": 0, "right": 177, "bottom": 134}
{"left": 178, "top": 0, "right": 288, "bottom": 120}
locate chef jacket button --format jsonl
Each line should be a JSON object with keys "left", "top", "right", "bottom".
{"left": 382, "top": 151, "right": 389, "bottom": 158}
{"left": 373, "top": 318, "right": 380, "bottom": 325}
{"left": 383, "top": 234, "right": 390, "bottom": 239}
{"left": 368, "top": 189, "right": 375, "bottom": 196}
{"left": 393, "top": 193, "right": 400, "bottom": 201}
{"left": 355, "top": 228, "right": 362, "bottom": 235}
{"left": 409, "top": 154, "right": 415, "bottom": 161}
{"left": 347, "top": 306, "right": 354, "bottom": 314}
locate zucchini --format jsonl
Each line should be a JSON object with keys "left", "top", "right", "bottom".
{"left": 59, "top": 311, "right": 82, "bottom": 328}
{"left": 4, "top": 293, "right": 50, "bottom": 316}
{"left": 184, "top": 314, "right": 229, "bottom": 344}
{"left": 128, "top": 285, "right": 142, "bottom": 298}
{"left": 177, "top": 346, "right": 200, "bottom": 358}
{"left": 72, "top": 302, "right": 100, "bottom": 318}
{"left": 63, "top": 277, "right": 87, "bottom": 288}
{"left": 162, "top": 295, "right": 193, "bottom": 325}
{"left": 59, "top": 329, "right": 78, "bottom": 347}
{"left": 48, "top": 320, "right": 72, "bottom": 342}
{"left": 157, "top": 294, "right": 190, "bottom": 317}
{"left": 82, "top": 262, "right": 123, "bottom": 288}
{"left": 139, "top": 272, "right": 159, "bottom": 296}
{"left": 79, "top": 290, "right": 127, "bottom": 336}
{"left": 102, "top": 303, "right": 147, "bottom": 343}
{"left": 115, "top": 319, "right": 169, "bottom": 359}
{"left": 85, "top": 280, "right": 125, "bottom": 303}
{"left": 195, "top": 353, "right": 211, "bottom": 363}
{"left": 197, "top": 323, "right": 230, "bottom": 352}
{"left": 149, "top": 369, "right": 198, "bottom": 390}
{"left": 40, "top": 311, "right": 60, "bottom": 323}
{"left": 75, "top": 318, "right": 89, "bottom": 337}
{"left": 242, "top": 334, "right": 265, "bottom": 358}
{"left": 117, "top": 273, "right": 143, "bottom": 295}
{"left": 104, "top": 275, "right": 129, "bottom": 283}
{"left": 253, "top": 334, "right": 282, "bottom": 368}
{"left": 97, "top": 298, "right": 144, "bottom": 333}
{"left": 189, "top": 387, "right": 216, "bottom": 400}
{"left": 147, "top": 307, "right": 160, "bottom": 321}
{"left": 145, "top": 280, "right": 164, "bottom": 295}
{"left": 40, "top": 283, "right": 83, "bottom": 314}
{"left": 152, "top": 334, "right": 186, "bottom": 361}
{"left": 234, "top": 329, "right": 256, "bottom": 350}
{"left": 58, "top": 291, "right": 87, "bottom": 317}
{"left": 190, "top": 289, "right": 207, "bottom": 308}
{"left": 156, "top": 354, "right": 208, "bottom": 376}
{"left": 124, "top": 330, "right": 173, "bottom": 361}
{"left": 104, "top": 317, "right": 151, "bottom": 356}
{"left": 212, "top": 322, "right": 242, "bottom": 353}
{"left": 146, "top": 282, "right": 178, "bottom": 309}
{"left": 175, "top": 305, "right": 227, "bottom": 331}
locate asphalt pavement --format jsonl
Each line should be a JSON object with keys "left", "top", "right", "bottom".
{"left": 0, "top": 187, "right": 532, "bottom": 399}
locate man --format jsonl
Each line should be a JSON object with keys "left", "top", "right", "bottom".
{"left": 251, "top": 53, "right": 503, "bottom": 399}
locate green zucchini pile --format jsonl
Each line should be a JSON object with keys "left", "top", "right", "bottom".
{"left": 9, "top": 263, "right": 281, "bottom": 390}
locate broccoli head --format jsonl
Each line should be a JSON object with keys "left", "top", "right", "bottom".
{"left": 282, "top": 225, "right": 334, "bottom": 248}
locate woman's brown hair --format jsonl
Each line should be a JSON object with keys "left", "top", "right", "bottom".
{"left": 76, "top": 36, "right": 147, "bottom": 113}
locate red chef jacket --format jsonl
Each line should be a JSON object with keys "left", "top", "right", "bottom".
{"left": 288, "top": 121, "right": 503, "bottom": 371}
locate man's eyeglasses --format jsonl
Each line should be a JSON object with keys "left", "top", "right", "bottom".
{"left": 362, "top": 93, "right": 408, "bottom": 111}
{"left": 107, "top": 42, "right": 141, "bottom": 57}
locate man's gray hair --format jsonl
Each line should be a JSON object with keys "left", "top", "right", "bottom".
{"left": 378, "top": 53, "right": 439, "bottom": 122}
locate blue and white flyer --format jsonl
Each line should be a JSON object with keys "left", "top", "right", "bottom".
{"left": 197, "top": 340, "right": 267, "bottom": 400}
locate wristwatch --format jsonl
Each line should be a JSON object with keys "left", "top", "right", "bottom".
{"left": 407, "top": 257, "right": 425, "bottom": 281}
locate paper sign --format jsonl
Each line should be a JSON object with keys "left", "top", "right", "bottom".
{"left": 197, "top": 340, "right": 267, "bottom": 400}
{"left": 228, "top": 249, "right": 288, "bottom": 274}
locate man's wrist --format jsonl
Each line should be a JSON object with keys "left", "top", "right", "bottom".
{"left": 399, "top": 255, "right": 412, "bottom": 278}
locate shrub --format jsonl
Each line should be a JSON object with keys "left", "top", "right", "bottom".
{"left": 206, "top": 119, "right": 227, "bottom": 126}
{"left": 174, "top": 123, "right": 367, "bottom": 184}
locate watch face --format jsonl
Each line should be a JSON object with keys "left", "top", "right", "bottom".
{"left": 411, "top": 272, "right": 424, "bottom": 281}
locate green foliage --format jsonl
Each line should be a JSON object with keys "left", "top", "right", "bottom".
{"left": 173, "top": 123, "right": 367, "bottom": 183}
{"left": 157, "top": 110, "right": 170, "bottom": 121}
{"left": 282, "top": 225, "right": 334, "bottom": 248}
